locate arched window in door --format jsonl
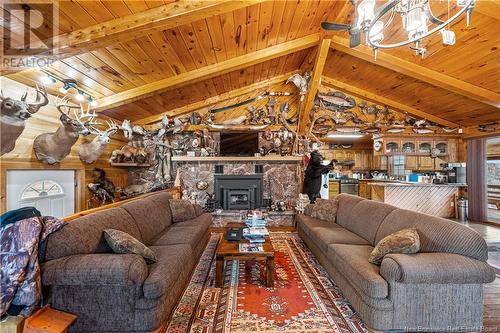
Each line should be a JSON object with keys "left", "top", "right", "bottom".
{"left": 20, "top": 180, "right": 64, "bottom": 200}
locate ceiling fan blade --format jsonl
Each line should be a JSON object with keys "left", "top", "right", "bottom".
{"left": 349, "top": 30, "right": 361, "bottom": 48}
{"left": 321, "top": 22, "right": 350, "bottom": 31}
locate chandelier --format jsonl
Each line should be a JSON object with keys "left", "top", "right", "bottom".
{"left": 322, "top": 0, "right": 476, "bottom": 60}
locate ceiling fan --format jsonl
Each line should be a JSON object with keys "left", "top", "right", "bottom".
{"left": 320, "top": 0, "right": 362, "bottom": 48}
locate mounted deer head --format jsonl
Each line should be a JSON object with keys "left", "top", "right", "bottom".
{"left": 33, "top": 97, "right": 98, "bottom": 165}
{"left": 1, "top": 86, "right": 49, "bottom": 155}
{"left": 79, "top": 119, "right": 118, "bottom": 164}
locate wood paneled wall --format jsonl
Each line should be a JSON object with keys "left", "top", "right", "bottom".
{"left": 0, "top": 78, "right": 129, "bottom": 213}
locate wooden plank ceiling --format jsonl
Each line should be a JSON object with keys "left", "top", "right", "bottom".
{"left": 3, "top": 0, "right": 499, "bottom": 128}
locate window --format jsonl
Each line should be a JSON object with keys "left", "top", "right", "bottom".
{"left": 21, "top": 180, "right": 64, "bottom": 200}
{"left": 391, "top": 155, "right": 406, "bottom": 177}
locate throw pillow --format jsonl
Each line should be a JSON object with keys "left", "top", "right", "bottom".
{"left": 369, "top": 228, "right": 420, "bottom": 265}
{"left": 169, "top": 199, "right": 196, "bottom": 223}
{"left": 193, "top": 204, "right": 205, "bottom": 217}
{"left": 103, "top": 229, "right": 157, "bottom": 263}
{"left": 310, "top": 198, "right": 338, "bottom": 223}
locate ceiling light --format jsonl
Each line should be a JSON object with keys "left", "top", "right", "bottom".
{"left": 327, "top": 133, "right": 366, "bottom": 139}
{"left": 75, "top": 90, "right": 85, "bottom": 102}
{"left": 58, "top": 79, "right": 78, "bottom": 95}
{"left": 41, "top": 74, "right": 56, "bottom": 85}
{"left": 59, "top": 85, "right": 69, "bottom": 94}
{"left": 88, "top": 96, "right": 98, "bottom": 107}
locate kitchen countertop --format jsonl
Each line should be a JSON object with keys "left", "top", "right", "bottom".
{"left": 370, "top": 182, "right": 467, "bottom": 187}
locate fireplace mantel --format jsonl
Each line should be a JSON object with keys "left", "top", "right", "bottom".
{"left": 171, "top": 156, "right": 303, "bottom": 162}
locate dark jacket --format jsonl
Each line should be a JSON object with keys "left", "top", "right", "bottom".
{"left": 303, "top": 150, "right": 333, "bottom": 195}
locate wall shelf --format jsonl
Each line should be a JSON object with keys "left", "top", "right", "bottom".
{"left": 110, "top": 162, "right": 151, "bottom": 167}
{"left": 171, "top": 156, "right": 303, "bottom": 162}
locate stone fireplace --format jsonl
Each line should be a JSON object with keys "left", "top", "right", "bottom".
{"left": 214, "top": 175, "right": 263, "bottom": 210}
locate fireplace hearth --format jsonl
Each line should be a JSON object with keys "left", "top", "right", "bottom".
{"left": 214, "top": 175, "right": 263, "bottom": 210}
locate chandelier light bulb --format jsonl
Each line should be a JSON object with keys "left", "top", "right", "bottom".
{"left": 356, "top": 0, "right": 376, "bottom": 29}
{"left": 369, "top": 21, "right": 384, "bottom": 43}
{"left": 405, "top": 7, "right": 424, "bottom": 32}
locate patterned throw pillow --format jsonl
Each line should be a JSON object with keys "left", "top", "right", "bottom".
{"left": 369, "top": 228, "right": 420, "bottom": 265}
{"left": 169, "top": 199, "right": 197, "bottom": 223}
{"left": 310, "top": 198, "right": 338, "bottom": 223}
{"left": 103, "top": 229, "right": 157, "bottom": 263}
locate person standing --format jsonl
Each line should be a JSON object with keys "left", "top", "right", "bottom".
{"left": 303, "top": 144, "right": 335, "bottom": 203}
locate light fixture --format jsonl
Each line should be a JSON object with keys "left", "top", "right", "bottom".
{"left": 75, "top": 90, "right": 85, "bottom": 102}
{"left": 41, "top": 74, "right": 56, "bottom": 85}
{"left": 327, "top": 133, "right": 366, "bottom": 139}
{"left": 322, "top": 0, "right": 476, "bottom": 60}
{"left": 88, "top": 96, "right": 98, "bottom": 107}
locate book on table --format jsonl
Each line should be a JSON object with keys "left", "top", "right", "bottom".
{"left": 239, "top": 243, "right": 264, "bottom": 253}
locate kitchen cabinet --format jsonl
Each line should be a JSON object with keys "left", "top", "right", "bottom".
{"left": 353, "top": 150, "right": 372, "bottom": 170}
{"left": 372, "top": 155, "right": 388, "bottom": 170}
{"left": 358, "top": 180, "right": 371, "bottom": 199}
{"left": 418, "top": 156, "right": 435, "bottom": 170}
{"left": 329, "top": 181, "right": 340, "bottom": 198}
{"left": 417, "top": 140, "right": 432, "bottom": 155}
{"left": 405, "top": 156, "right": 418, "bottom": 170}
{"left": 384, "top": 139, "right": 401, "bottom": 154}
{"left": 434, "top": 140, "right": 449, "bottom": 156}
{"left": 401, "top": 140, "right": 416, "bottom": 154}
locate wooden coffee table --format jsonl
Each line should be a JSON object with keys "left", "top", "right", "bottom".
{"left": 215, "top": 225, "right": 275, "bottom": 288}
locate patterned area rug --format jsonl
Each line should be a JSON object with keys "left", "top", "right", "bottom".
{"left": 165, "top": 233, "right": 369, "bottom": 333}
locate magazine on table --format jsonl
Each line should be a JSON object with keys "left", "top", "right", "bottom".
{"left": 239, "top": 243, "right": 264, "bottom": 253}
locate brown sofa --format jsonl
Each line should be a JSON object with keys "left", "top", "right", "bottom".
{"left": 297, "top": 193, "right": 496, "bottom": 332}
{"left": 41, "top": 192, "right": 212, "bottom": 333}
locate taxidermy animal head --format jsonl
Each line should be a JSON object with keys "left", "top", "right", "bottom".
{"left": 1, "top": 87, "right": 48, "bottom": 156}
{"left": 79, "top": 120, "right": 119, "bottom": 164}
{"left": 33, "top": 98, "right": 98, "bottom": 165}
{"left": 286, "top": 71, "right": 311, "bottom": 101}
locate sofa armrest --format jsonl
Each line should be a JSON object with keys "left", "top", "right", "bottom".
{"left": 193, "top": 204, "right": 205, "bottom": 217}
{"left": 380, "top": 252, "right": 496, "bottom": 284}
{"left": 42, "top": 253, "right": 148, "bottom": 286}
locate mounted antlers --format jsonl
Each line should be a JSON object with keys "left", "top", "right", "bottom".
{"left": 79, "top": 119, "right": 119, "bottom": 164}
{"left": 33, "top": 97, "right": 97, "bottom": 165}
{"left": 1, "top": 86, "right": 49, "bottom": 156}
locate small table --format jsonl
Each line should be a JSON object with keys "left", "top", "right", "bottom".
{"left": 215, "top": 225, "right": 275, "bottom": 288}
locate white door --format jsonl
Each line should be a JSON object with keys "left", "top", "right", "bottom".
{"left": 7, "top": 170, "right": 75, "bottom": 218}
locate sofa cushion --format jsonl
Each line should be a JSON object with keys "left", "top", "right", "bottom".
{"left": 297, "top": 214, "right": 342, "bottom": 239}
{"left": 328, "top": 244, "right": 389, "bottom": 299}
{"left": 310, "top": 198, "right": 338, "bottom": 223}
{"left": 153, "top": 225, "right": 205, "bottom": 250}
{"left": 375, "top": 208, "right": 489, "bottom": 261}
{"left": 45, "top": 207, "right": 141, "bottom": 261}
{"left": 335, "top": 194, "right": 365, "bottom": 229}
{"left": 173, "top": 213, "right": 212, "bottom": 230}
{"left": 143, "top": 244, "right": 194, "bottom": 299}
{"left": 310, "top": 226, "right": 370, "bottom": 252}
{"left": 169, "top": 199, "right": 196, "bottom": 223}
{"left": 369, "top": 228, "right": 420, "bottom": 265}
{"left": 121, "top": 193, "right": 173, "bottom": 244}
{"left": 104, "top": 229, "right": 157, "bottom": 263}
{"left": 337, "top": 199, "right": 397, "bottom": 245}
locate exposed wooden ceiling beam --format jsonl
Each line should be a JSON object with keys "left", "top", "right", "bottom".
{"left": 463, "top": 126, "right": 500, "bottom": 139}
{"left": 330, "top": 36, "right": 500, "bottom": 108}
{"left": 135, "top": 71, "right": 297, "bottom": 125}
{"left": 94, "top": 33, "right": 320, "bottom": 112}
{"left": 13, "top": 0, "right": 264, "bottom": 61}
{"left": 321, "top": 76, "right": 460, "bottom": 128}
{"left": 298, "top": 37, "right": 332, "bottom": 134}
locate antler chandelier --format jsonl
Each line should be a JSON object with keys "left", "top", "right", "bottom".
{"left": 323, "top": 0, "right": 476, "bottom": 61}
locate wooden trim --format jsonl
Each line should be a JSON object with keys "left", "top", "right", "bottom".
{"left": 299, "top": 37, "right": 331, "bottom": 134}
{"left": 330, "top": 36, "right": 500, "bottom": 108}
{"left": 135, "top": 72, "right": 297, "bottom": 125}
{"left": 94, "top": 33, "right": 320, "bottom": 112}
{"left": 63, "top": 187, "right": 181, "bottom": 221}
{"left": 171, "top": 156, "right": 303, "bottom": 162}
{"left": 11, "top": 1, "right": 264, "bottom": 61}
{"left": 463, "top": 126, "right": 500, "bottom": 139}
{"left": 321, "top": 75, "right": 460, "bottom": 128}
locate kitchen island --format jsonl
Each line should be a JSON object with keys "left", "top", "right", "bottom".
{"left": 370, "top": 182, "right": 467, "bottom": 218}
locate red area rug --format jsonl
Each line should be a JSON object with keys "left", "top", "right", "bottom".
{"left": 166, "top": 233, "right": 369, "bottom": 333}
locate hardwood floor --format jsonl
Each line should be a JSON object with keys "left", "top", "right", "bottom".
{"left": 465, "top": 221, "right": 500, "bottom": 331}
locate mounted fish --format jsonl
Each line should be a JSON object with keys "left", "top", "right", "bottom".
{"left": 1, "top": 86, "right": 49, "bottom": 156}
{"left": 79, "top": 120, "right": 119, "bottom": 164}
{"left": 478, "top": 122, "right": 498, "bottom": 132}
{"left": 335, "top": 126, "right": 362, "bottom": 133}
{"left": 33, "top": 98, "right": 97, "bottom": 165}
{"left": 316, "top": 91, "right": 356, "bottom": 111}
{"left": 413, "top": 128, "right": 435, "bottom": 134}
{"left": 441, "top": 127, "right": 460, "bottom": 133}
{"left": 386, "top": 127, "right": 406, "bottom": 134}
